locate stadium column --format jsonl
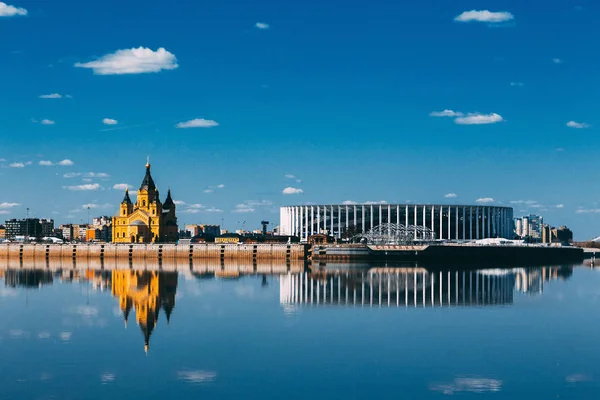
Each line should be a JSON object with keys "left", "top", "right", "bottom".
{"left": 414, "top": 205, "right": 418, "bottom": 239}
{"left": 330, "top": 205, "right": 334, "bottom": 237}
{"left": 310, "top": 206, "right": 314, "bottom": 236}
{"left": 379, "top": 205, "right": 383, "bottom": 229}
{"left": 405, "top": 205, "right": 409, "bottom": 227}
{"left": 476, "top": 207, "right": 480, "bottom": 239}
{"left": 487, "top": 207, "right": 491, "bottom": 238}
{"left": 455, "top": 206, "right": 459, "bottom": 240}
{"left": 439, "top": 205, "right": 443, "bottom": 240}
{"left": 492, "top": 207, "right": 497, "bottom": 238}
{"left": 345, "top": 205, "right": 349, "bottom": 237}
{"left": 396, "top": 205, "right": 400, "bottom": 225}
{"left": 388, "top": 204, "right": 392, "bottom": 235}
{"left": 462, "top": 206, "right": 466, "bottom": 240}
{"left": 361, "top": 205, "right": 366, "bottom": 233}
{"left": 299, "top": 207, "right": 303, "bottom": 239}
{"left": 422, "top": 205, "right": 426, "bottom": 231}
{"left": 353, "top": 205, "right": 357, "bottom": 230}
{"left": 431, "top": 205, "right": 435, "bottom": 236}
{"left": 447, "top": 206, "right": 451, "bottom": 240}
{"left": 316, "top": 206, "right": 320, "bottom": 234}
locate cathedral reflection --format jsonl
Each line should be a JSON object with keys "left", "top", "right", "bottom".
{"left": 110, "top": 271, "right": 178, "bottom": 354}
{"left": 280, "top": 266, "right": 573, "bottom": 307}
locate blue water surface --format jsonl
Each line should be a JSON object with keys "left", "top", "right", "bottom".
{"left": 1, "top": 264, "right": 599, "bottom": 399}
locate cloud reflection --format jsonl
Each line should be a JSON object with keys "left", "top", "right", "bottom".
{"left": 59, "top": 332, "right": 72, "bottom": 341}
{"left": 566, "top": 374, "right": 595, "bottom": 383}
{"left": 176, "top": 370, "right": 217, "bottom": 383}
{"left": 101, "top": 373, "right": 115, "bottom": 384}
{"left": 430, "top": 377, "right": 502, "bottom": 395}
{"left": 38, "top": 332, "right": 51, "bottom": 339}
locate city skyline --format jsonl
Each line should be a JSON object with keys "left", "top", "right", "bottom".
{"left": 1, "top": 1, "right": 599, "bottom": 238}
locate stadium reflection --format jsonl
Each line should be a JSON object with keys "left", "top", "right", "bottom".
{"left": 280, "top": 265, "right": 574, "bottom": 307}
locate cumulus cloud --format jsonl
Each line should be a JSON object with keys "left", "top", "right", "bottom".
{"left": 217, "top": 184, "right": 225, "bottom": 189}
{"left": 556, "top": 204, "right": 564, "bottom": 209}
{"left": 0, "top": 202, "right": 20, "bottom": 209}
{"left": 39, "top": 93, "right": 64, "bottom": 99}
{"left": 430, "top": 110, "right": 464, "bottom": 117}
{"left": 342, "top": 200, "right": 357, "bottom": 205}
{"left": 476, "top": 197, "right": 495, "bottom": 204}
{"left": 173, "top": 200, "right": 186, "bottom": 205}
{"left": 203, "top": 189, "right": 213, "bottom": 193}
{"left": 576, "top": 209, "right": 600, "bottom": 214}
{"left": 454, "top": 10, "right": 514, "bottom": 23}
{"left": 455, "top": 113, "right": 504, "bottom": 125}
{"left": 566, "top": 121, "right": 590, "bottom": 129}
{"left": 58, "top": 159, "right": 74, "bottom": 166}
{"left": 39, "top": 160, "right": 53, "bottom": 166}
{"left": 176, "top": 118, "right": 219, "bottom": 128}
{"left": 444, "top": 193, "right": 458, "bottom": 198}
{"left": 205, "top": 207, "right": 223, "bottom": 213}
{"left": 365, "top": 200, "right": 388, "bottom": 205}
{"left": 233, "top": 204, "right": 255, "bottom": 213}
{"left": 75, "top": 47, "right": 178, "bottom": 75}
{"left": 85, "top": 172, "right": 110, "bottom": 178}
{"left": 64, "top": 172, "right": 82, "bottom": 178}
{"left": 0, "top": 2, "right": 27, "bottom": 17}
{"left": 510, "top": 200, "right": 538, "bottom": 205}
{"left": 112, "top": 183, "right": 129, "bottom": 190}
{"left": 255, "top": 22, "right": 270, "bottom": 29}
{"left": 64, "top": 183, "right": 100, "bottom": 191}
{"left": 101, "top": 373, "right": 115, "bottom": 384}
{"left": 41, "top": 119, "right": 55, "bottom": 125}
{"left": 103, "top": 118, "right": 118, "bottom": 125}
{"left": 283, "top": 187, "right": 303, "bottom": 195}
{"left": 284, "top": 174, "right": 296, "bottom": 179}
{"left": 9, "top": 162, "right": 25, "bottom": 168}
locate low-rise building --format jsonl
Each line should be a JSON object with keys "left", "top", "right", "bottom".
{"left": 0, "top": 225, "right": 5, "bottom": 240}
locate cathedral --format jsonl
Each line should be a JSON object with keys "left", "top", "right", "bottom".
{"left": 112, "top": 162, "right": 178, "bottom": 243}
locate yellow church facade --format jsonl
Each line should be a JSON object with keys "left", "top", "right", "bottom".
{"left": 112, "top": 162, "right": 178, "bottom": 243}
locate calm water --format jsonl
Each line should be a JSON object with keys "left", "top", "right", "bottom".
{"left": 1, "top": 263, "right": 600, "bottom": 399}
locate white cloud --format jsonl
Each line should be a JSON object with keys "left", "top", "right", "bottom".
{"left": 82, "top": 203, "right": 110, "bottom": 209}
{"left": 9, "top": 162, "right": 24, "bottom": 168}
{"left": 204, "top": 189, "right": 213, "bottom": 193}
{"left": 430, "top": 110, "right": 464, "bottom": 117}
{"left": 39, "top": 93, "right": 63, "bottom": 99}
{"left": 0, "top": 2, "right": 27, "bottom": 17}
{"left": 246, "top": 200, "right": 273, "bottom": 207}
{"left": 100, "top": 373, "right": 115, "bottom": 384}
{"left": 85, "top": 172, "right": 110, "bottom": 178}
{"left": 206, "top": 207, "right": 223, "bottom": 213}
{"left": 510, "top": 200, "right": 538, "bottom": 205}
{"left": 553, "top": 58, "right": 562, "bottom": 64}
{"left": 365, "top": 200, "right": 388, "bottom": 205}
{"left": 39, "top": 160, "right": 53, "bottom": 166}
{"left": 41, "top": 119, "right": 55, "bottom": 125}
{"left": 510, "top": 82, "right": 524, "bottom": 87}
{"left": 0, "top": 210, "right": 10, "bottom": 215}
{"left": 454, "top": 10, "right": 514, "bottom": 23}
{"left": 0, "top": 202, "right": 20, "bottom": 209}
{"left": 556, "top": 204, "right": 564, "bottom": 209}
{"left": 255, "top": 22, "right": 270, "bottom": 29}
{"left": 64, "top": 183, "right": 100, "bottom": 191}
{"left": 181, "top": 209, "right": 201, "bottom": 214}
{"left": 217, "top": 184, "right": 225, "bottom": 189}
{"left": 566, "top": 121, "right": 590, "bottom": 129}
{"left": 283, "top": 187, "right": 303, "bottom": 195}
{"left": 342, "top": 200, "right": 357, "bottom": 205}
{"left": 176, "top": 118, "right": 219, "bottom": 129}
{"left": 576, "top": 209, "right": 600, "bottom": 214}
{"left": 102, "top": 118, "right": 118, "bottom": 125}
{"left": 476, "top": 197, "right": 495, "bottom": 204}
{"left": 444, "top": 193, "right": 458, "bottom": 198}
{"left": 64, "top": 172, "right": 82, "bottom": 178}
{"left": 233, "top": 204, "right": 255, "bottom": 213}
{"left": 455, "top": 113, "right": 503, "bottom": 125}
{"left": 75, "top": 47, "right": 178, "bottom": 75}
{"left": 173, "top": 200, "right": 186, "bottom": 205}
{"left": 112, "top": 183, "right": 129, "bottom": 190}
{"left": 59, "top": 332, "right": 72, "bottom": 341}
{"left": 58, "top": 159, "right": 74, "bottom": 166}
{"left": 187, "top": 204, "right": 205, "bottom": 209}
{"left": 284, "top": 174, "right": 296, "bottom": 179}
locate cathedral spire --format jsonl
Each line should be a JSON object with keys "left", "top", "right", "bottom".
{"left": 139, "top": 161, "right": 156, "bottom": 192}
{"left": 122, "top": 189, "right": 132, "bottom": 204}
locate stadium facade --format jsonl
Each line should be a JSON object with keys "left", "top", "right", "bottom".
{"left": 279, "top": 204, "right": 514, "bottom": 240}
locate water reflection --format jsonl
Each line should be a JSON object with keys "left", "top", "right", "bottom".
{"left": 280, "top": 266, "right": 574, "bottom": 307}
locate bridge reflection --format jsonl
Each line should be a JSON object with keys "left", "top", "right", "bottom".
{"left": 280, "top": 266, "right": 573, "bottom": 307}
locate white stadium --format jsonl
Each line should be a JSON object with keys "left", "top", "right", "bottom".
{"left": 280, "top": 203, "right": 514, "bottom": 241}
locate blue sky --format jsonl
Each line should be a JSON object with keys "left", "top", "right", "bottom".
{"left": 0, "top": 0, "right": 599, "bottom": 239}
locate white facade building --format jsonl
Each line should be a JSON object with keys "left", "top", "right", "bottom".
{"left": 280, "top": 204, "right": 514, "bottom": 240}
